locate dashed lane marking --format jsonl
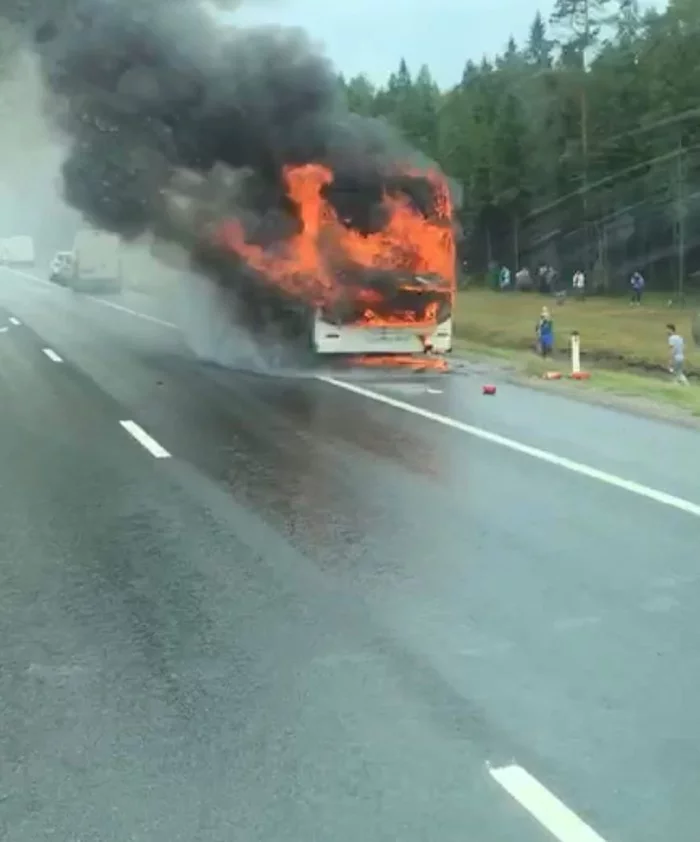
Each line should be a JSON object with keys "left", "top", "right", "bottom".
{"left": 119, "top": 420, "right": 170, "bottom": 458}
{"left": 489, "top": 765, "right": 609, "bottom": 842}
{"left": 9, "top": 317, "right": 21, "bottom": 325}
{"left": 319, "top": 375, "right": 700, "bottom": 519}
{"left": 42, "top": 348, "right": 62, "bottom": 362}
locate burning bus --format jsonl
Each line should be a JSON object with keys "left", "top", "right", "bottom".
{"left": 29, "top": 0, "right": 460, "bottom": 370}
{"left": 160, "top": 161, "right": 456, "bottom": 367}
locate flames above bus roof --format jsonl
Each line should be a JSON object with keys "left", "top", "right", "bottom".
{"left": 161, "top": 161, "right": 456, "bottom": 327}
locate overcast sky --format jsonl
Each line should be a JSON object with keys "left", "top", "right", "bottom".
{"left": 232, "top": 0, "right": 666, "bottom": 88}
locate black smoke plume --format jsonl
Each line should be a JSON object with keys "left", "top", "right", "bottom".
{"left": 10, "top": 0, "right": 457, "bottom": 354}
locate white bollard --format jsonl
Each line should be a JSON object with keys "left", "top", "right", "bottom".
{"left": 570, "top": 331, "right": 581, "bottom": 375}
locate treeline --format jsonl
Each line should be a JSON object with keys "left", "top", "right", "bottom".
{"left": 339, "top": 0, "right": 700, "bottom": 294}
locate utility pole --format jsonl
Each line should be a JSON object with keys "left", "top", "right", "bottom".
{"left": 580, "top": 0, "right": 590, "bottom": 270}
{"left": 580, "top": 0, "right": 589, "bottom": 191}
{"left": 676, "top": 139, "right": 685, "bottom": 303}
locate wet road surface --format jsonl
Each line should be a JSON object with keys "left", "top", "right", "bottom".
{"left": 2, "top": 266, "right": 700, "bottom": 841}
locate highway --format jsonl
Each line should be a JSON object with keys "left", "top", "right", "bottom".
{"left": 1, "top": 265, "right": 699, "bottom": 841}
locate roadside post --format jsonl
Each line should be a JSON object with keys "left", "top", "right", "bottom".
{"left": 571, "top": 331, "right": 581, "bottom": 374}
{"left": 569, "top": 330, "right": 590, "bottom": 379}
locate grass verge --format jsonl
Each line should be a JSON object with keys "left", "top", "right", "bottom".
{"left": 454, "top": 288, "right": 699, "bottom": 373}
{"left": 452, "top": 336, "right": 700, "bottom": 419}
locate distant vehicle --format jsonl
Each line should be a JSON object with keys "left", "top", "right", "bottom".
{"left": 70, "top": 230, "right": 121, "bottom": 293}
{"left": 49, "top": 251, "right": 75, "bottom": 285}
{"left": 50, "top": 231, "right": 122, "bottom": 293}
{"left": 0, "top": 235, "right": 35, "bottom": 266}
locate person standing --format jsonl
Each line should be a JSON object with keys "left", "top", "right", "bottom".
{"left": 667, "top": 324, "right": 689, "bottom": 384}
{"left": 573, "top": 269, "right": 585, "bottom": 299}
{"left": 536, "top": 307, "right": 554, "bottom": 357}
{"left": 630, "top": 271, "right": 645, "bottom": 304}
{"left": 499, "top": 264, "right": 511, "bottom": 291}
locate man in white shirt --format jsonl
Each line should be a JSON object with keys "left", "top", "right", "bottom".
{"left": 667, "top": 324, "right": 689, "bottom": 384}
{"left": 572, "top": 270, "right": 585, "bottom": 299}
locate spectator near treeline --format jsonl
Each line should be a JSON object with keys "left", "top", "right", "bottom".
{"left": 630, "top": 271, "right": 644, "bottom": 304}
{"left": 499, "top": 264, "right": 511, "bottom": 290}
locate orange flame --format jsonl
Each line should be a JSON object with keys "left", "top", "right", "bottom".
{"left": 214, "top": 163, "right": 455, "bottom": 325}
{"left": 349, "top": 354, "right": 448, "bottom": 372}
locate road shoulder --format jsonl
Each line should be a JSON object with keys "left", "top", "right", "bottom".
{"left": 452, "top": 342, "right": 700, "bottom": 430}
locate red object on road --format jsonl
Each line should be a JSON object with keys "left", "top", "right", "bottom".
{"left": 482, "top": 384, "right": 497, "bottom": 395}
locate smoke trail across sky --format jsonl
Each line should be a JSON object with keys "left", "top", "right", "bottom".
{"left": 16, "top": 0, "right": 425, "bottom": 237}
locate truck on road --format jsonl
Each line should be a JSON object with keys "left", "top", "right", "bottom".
{"left": 0, "top": 235, "right": 35, "bottom": 266}
{"left": 50, "top": 230, "right": 122, "bottom": 293}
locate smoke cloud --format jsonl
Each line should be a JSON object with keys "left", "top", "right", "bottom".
{"left": 7, "top": 0, "right": 454, "bottom": 363}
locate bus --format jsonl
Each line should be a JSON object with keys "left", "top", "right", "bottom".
{"left": 311, "top": 305, "right": 452, "bottom": 355}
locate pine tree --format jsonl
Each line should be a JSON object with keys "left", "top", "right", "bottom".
{"left": 526, "top": 12, "right": 554, "bottom": 67}
{"left": 550, "top": 0, "right": 614, "bottom": 66}
{"left": 344, "top": 74, "right": 376, "bottom": 116}
{"left": 338, "top": 1, "right": 700, "bottom": 286}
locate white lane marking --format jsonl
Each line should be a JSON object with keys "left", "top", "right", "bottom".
{"left": 119, "top": 420, "right": 170, "bottom": 458}
{"left": 319, "top": 375, "right": 700, "bottom": 518}
{"left": 42, "top": 348, "right": 62, "bottom": 362}
{"left": 87, "top": 296, "right": 178, "bottom": 329}
{"left": 0, "top": 266, "right": 178, "bottom": 330}
{"left": 0, "top": 326, "right": 8, "bottom": 333}
{"left": 9, "top": 317, "right": 21, "bottom": 325}
{"left": 490, "top": 765, "right": 609, "bottom": 842}
{"left": 0, "top": 266, "right": 52, "bottom": 287}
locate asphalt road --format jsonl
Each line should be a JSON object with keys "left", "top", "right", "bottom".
{"left": 1, "top": 266, "right": 700, "bottom": 841}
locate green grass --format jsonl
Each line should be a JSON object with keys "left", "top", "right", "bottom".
{"left": 573, "top": 369, "right": 700, "bottom": 415}
{"left": 454, "top": 288, "right": 700, "bottom": 372}
{"left": 452, "top": 296, "right": 700, "bottom": 418}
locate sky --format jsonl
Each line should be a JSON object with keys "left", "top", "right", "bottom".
{"left": 231, "top": 0, "right": 667, "bottom": 88}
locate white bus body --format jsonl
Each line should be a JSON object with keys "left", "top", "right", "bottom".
{"left": 312, "top": 310, "right": 452, "bottom": 355}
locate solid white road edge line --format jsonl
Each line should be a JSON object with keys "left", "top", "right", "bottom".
{"left": 42, "top": 348, "right": 63, "bottom": 362}
{"left": 0, "top": 266, "right": 178, "bottom": 330}
{"left": 119, "top": 420, "right": 171, "bottom": 458}
{"left": 89, "top": 296, "right": 178, "bottom": 329}
{"left": 0, "top": 266, "right": 52, "bottom": 288}
{"left": 489, "top": 765, "right": 609, "bottom": 842}
{"left": 318, "top": 375, "right": 700, "bottom": 518}
{"left": 9, "top": 317, "right": 21, "bottom": 325}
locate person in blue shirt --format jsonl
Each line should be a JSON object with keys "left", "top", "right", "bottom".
{"left": 630, "top": 271, "right": 645, "bottom": 304}
{"left": 536, "top": 306, "right": 554, "bottom": 357}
